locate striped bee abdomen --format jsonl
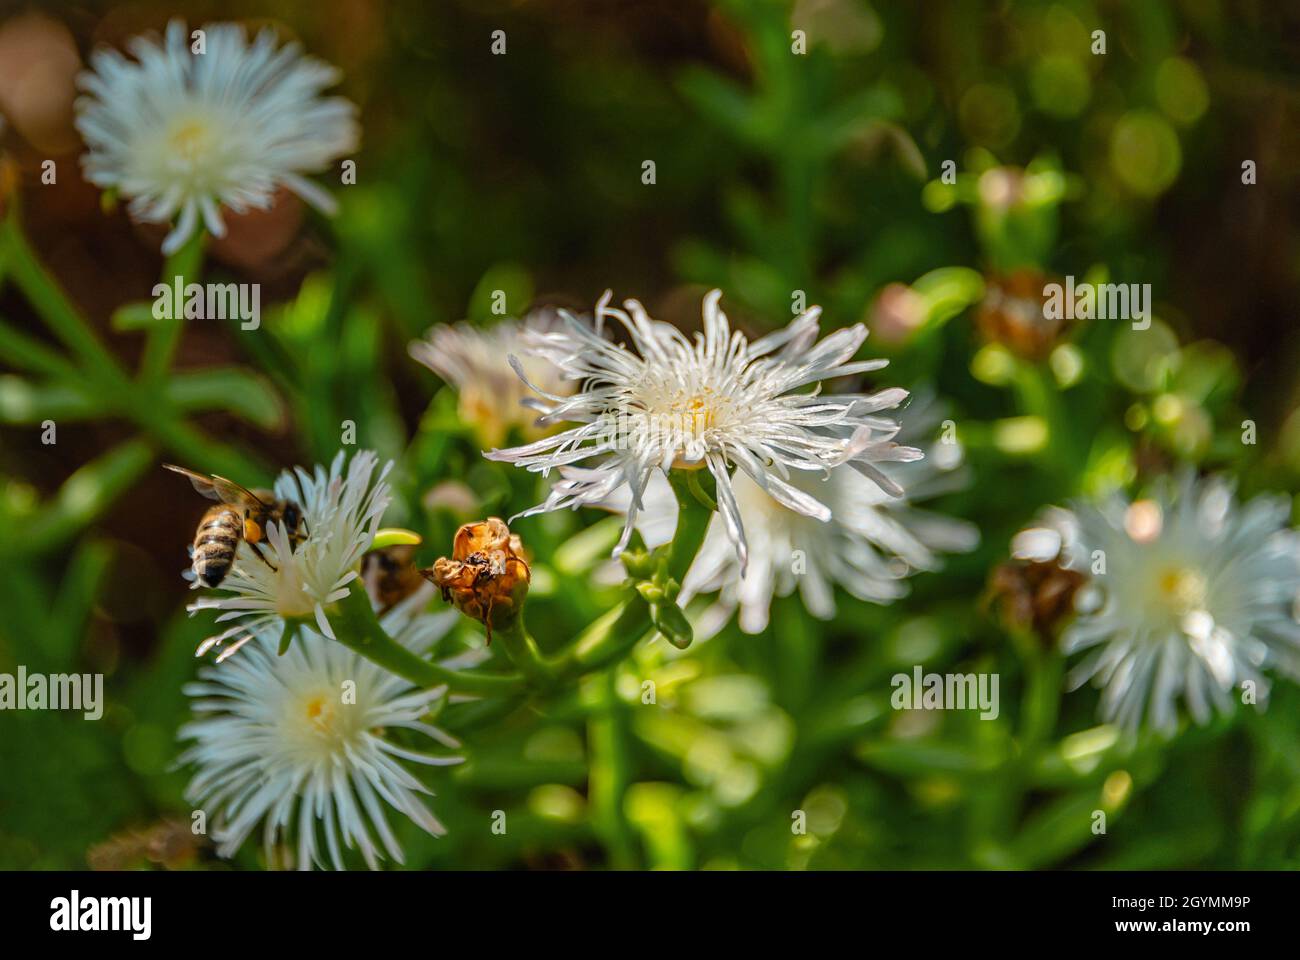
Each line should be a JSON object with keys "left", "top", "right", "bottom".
{"left": 192, "top": 505, "right": 243, "bottom": 588}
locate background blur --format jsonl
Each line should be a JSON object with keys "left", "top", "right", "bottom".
{"left": 2, "top": 0, "right": 1300, "bottom": 869}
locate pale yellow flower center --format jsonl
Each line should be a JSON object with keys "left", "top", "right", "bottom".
{"left": 168, "top": 117, "right": 215, "bottom": 163}
{"left": 304, "top": 694, "right": 336, "bottom": 734}
{"left": 1155, "top": 566, "right": 1207, "bottom": 615}
{"left": 660, "top": 389, "right": 726, "bottom": 469}
{"left": 289, "top": 688, "right": 365, "bottom": 755}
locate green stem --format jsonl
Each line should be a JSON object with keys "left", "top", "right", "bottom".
{"left": 587, "top": 669, "right": 638, "bottom": 868}
{"left": 141, "top": 228, "right": 206, "bottom": 384}
{"left": 545, "top": 468, "right": 718, "bottom": 673}
{"left": 553, "top": 598, "right": 653, "bottom": 677}
{"left": 494, "top": 613, "right": 555, "bottom": 688}
{"left": 667, "top": 470, "right": 714, "bottom": 584}
{"left": 1, "top": 212, "right": 263, "bottom": 480}
{"left": 1, "top": 215, "right": 125, "bottom": 384}
{"left": 0, "top": 317, "right": 83, "bottom": 380}
{"left": 332, "top": 588, "right": 525, "bottom": 697}
{"left": 1019, "top": 646, "right": 1064, "bottom": 751}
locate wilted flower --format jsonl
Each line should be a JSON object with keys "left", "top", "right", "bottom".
{"left": 179, "top": 592, "right": 462, "bottom": 870}
{"left": 975, "top": 269, "right": 1072, "bottom": 361}
{"left": 424, "top": 517, "right": 530, "bottom": 641}
{"left": 1034, "top": 474, "right": 1300, "bottom": 732}
{"left": 409, "top": 308, "right": 573, "bottom": 448}
{"left": 87, "top": 818, "right": 206, "bottom": 871}
{"left": 486, "top": 289, "right": 921, "bottom": 573}
{"left": 986, "top": 557, "right": 1086, "bottom": 640}
{"left": 188, "top": 450, "right": 392, "bottom": 660}
{"left": 75, "top": 20, "right": 358, "bottom": 254}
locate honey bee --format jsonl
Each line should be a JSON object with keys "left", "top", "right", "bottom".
{"left": 361, "top": 544, "right": 426, "bottom": 613}
{"left": 163, "top": 464, "right": 306, "bottom": 588}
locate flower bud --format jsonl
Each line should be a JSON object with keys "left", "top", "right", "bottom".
{"left": 975, "top": 269, "right": 1073, "bottom": 361}
{"left": 985, "top": 558, "right": 1085, "bottom": 642}
{"left": 422, "top": 517, "right": 530, "bottom": 642}
{"left": 650, "top": 600, "right": 694, "bottom": 650}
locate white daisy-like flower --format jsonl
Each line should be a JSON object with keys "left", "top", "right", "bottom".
{"left": 75, "top": 19, "right": 358, "bottom": 254}
{"left": 189, "top": 450, "right": 392, "bottom": 660}
{"left": 409, "top": 307, "right": 573, "bottom": 448}
{"left": 486, "top": 290, "right": 922, "bottom": 572}
{"left": 179, "top": 589, "right": 463, "bottom": 870}
{"left": 1027, "top": 473, "right": 1300, "bottom": 732}
{"left": 679, "top": 396, "right": 979, "bottom": 635}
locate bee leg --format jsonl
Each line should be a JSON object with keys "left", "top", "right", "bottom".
{"left": 249, "top": 541, "right": 279, "bottom": 573}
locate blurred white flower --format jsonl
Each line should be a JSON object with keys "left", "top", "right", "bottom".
{"left": 486, "top": 289, "right": 921, "bottom": 572}
{"left": 180, "top": 590, "right": 462, "bottom": 870}
{"left": 679, "top": 395, "right": 979, "bottom": 634}
{"left": 409, "top": 308, "right": 573, "bottom": 448}
{"left": 75, "top": 19, "right": 358, "bottom": 254}
{"left": 1050, "top": 473, "right": 1300, "bottom": 732}
{"left": 189, "top": 450, "right": 392, "bottom": 660}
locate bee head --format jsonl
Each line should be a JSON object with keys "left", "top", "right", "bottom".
{"left": 280, "top": 500, "right": 302, "bottom": 534}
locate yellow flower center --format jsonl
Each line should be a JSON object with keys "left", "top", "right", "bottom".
{"left": 168, "top": 118, "right": 214, "bottom": 162}
{"left": 665, "top": 390, "right": 724, "bottom": 469}
{"left": 303, "top": 694, "right": 336, "bottom": 733}
{"left": 681, "top": 393, "right": 717, "bottom": 434}
{"left": 1156, "top": 566, "right": 1207, "bottom": 615}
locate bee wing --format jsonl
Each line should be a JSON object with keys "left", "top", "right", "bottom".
{"left": 209, "top": 476, "right": 271, "bottom": 510}
{"left": 163, "top": 464, "right": 225, "bottom": 502}
{"left": 163, "top": 464, "right": 269, "bottom": 509}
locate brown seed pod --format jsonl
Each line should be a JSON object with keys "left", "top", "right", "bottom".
{"left": 975, "top": 269, "right": 1074, "bottom": 361}
{"left": 986, "top": 558, "right": 1086, "bottom": 641}
{"left": 421, "top": 518, "right": 530, "bottom": 643}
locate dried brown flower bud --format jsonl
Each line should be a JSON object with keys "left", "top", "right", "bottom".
{"left": 986, "top": 559, "right": 1085, "bottom": 641}
{"left": 87, "top": 818, "right": 205, "bottom": 871}
{"left": 422, "top": 517, "right": 530, "bottom": 642}
{"left": 975, "top": 269, "right": 1072, "bottom": 361}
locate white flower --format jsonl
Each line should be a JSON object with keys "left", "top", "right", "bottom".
{"left": 679, "top": 396, "right": 979, "bottom": 634}
{"left": 1042, "top": 473, "right": 1300, "bottom": 732}
{"left": 486, "top": 290, "right": 922, "bottom": 572}
{"left": 189, "top": 450, "right": 392, "bottom": 659}
{"left": 179, "top": 590, "right": 463, "bottom": 870}
{"left": 75, "top": 19, "right": 358, "bottom": 254}
{"left": 409, "top": 308, "right": 573, "bottom": 448}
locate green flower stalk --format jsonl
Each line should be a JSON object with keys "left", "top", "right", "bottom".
{"left": 331, "top": 587, "right": 524, "bottom": 697}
